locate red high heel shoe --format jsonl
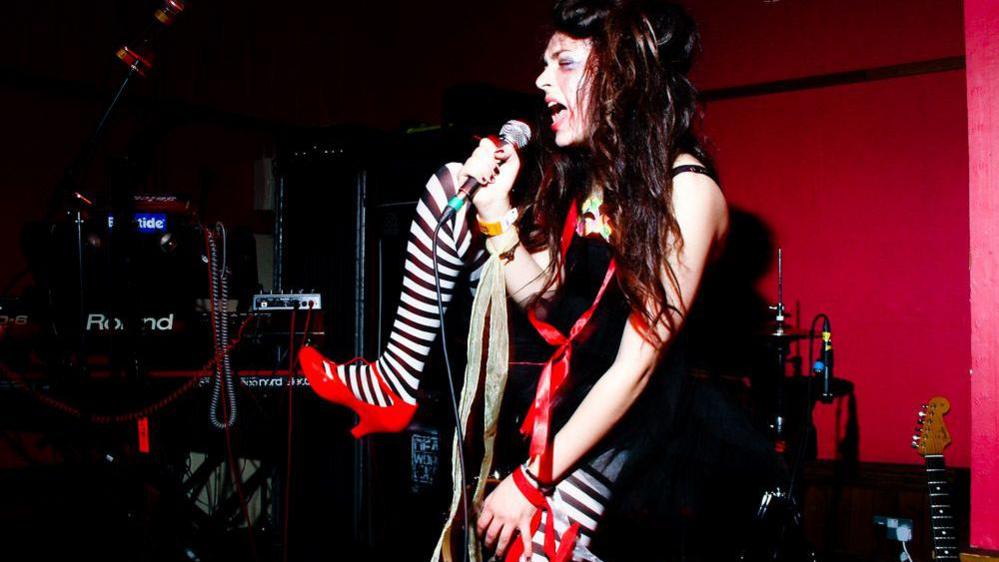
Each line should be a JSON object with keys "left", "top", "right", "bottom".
{"left": 298, "top": 346, "right": 417, "bottom": 439}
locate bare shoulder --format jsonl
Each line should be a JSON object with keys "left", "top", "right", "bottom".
{"left": 671, "top": 154, "right": 728, "bottom": 241}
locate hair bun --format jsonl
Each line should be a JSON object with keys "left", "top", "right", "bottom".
{"left": 641, "top": 1, "right": 699, "bottom": 74}
{"left": 553, "top": 0, "right": 700, "bottom": 74}
{"left": 553, "top": 0, "right": 616, "bottom": 37}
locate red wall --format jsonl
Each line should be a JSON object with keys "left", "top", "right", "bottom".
{"left": 687, "top": 0, "right": 970, "bottom": 466}
{"left": 686, "top": 0, "right": 964, "bottom": 90}
{"left": 966, "top": 0, "right": 999, "bottom": 549}
{"left": 704, "top": 71, "right": 970, "bottom": 466}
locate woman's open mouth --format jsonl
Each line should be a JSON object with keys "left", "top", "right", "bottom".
{"left": 548, "top": 101, "right": 569, "bottom": 130}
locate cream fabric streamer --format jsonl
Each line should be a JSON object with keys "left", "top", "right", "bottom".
{"left": 431, "top": 235, "right": 512, "bottom": 562}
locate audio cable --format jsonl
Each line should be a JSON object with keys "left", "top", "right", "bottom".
{"left": 205, "top": 223, "right": 238, "bottom": 430}
{"left": 432, "top": 220, "right": 471, "bottom": 562}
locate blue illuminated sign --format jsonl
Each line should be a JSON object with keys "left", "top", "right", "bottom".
{"left": 135, "top": 213, "right": 168, "bottom": 233}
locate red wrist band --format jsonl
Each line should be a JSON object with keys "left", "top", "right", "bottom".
{"left": 508, "top": 466, "right": 581, "bottom": 562}
{"left": 512, "top": 465, "right": 547, "bottom": 507}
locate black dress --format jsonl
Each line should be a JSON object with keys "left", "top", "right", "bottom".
{"left": 494, "top": 179, "right": 785, "bottom": 561}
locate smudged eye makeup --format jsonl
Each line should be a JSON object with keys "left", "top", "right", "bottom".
{"left": 542, "top": 47, "right": 584, "bottom": 70}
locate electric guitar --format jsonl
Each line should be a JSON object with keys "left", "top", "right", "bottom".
{"left": 911, "top": 396, "right": 960, "bottom": 560}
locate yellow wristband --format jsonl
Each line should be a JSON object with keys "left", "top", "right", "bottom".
{"left": 477, "top": 208, "right": 519, "bottom": 236}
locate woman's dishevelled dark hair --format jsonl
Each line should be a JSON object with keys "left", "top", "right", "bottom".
{"left": 527, "top": 0, "right": 714, "bottom": 343}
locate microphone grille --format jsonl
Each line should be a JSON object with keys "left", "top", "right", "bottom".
{"left": 499, "top": 120, "right": 533, "bottom": 149}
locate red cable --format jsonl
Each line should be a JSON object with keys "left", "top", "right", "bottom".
{"left": 283, "top": 306, "right": 297, "bottom": 562}
{"left": 283, "top": 303, "right": 314, "bottom": 562}
{"left": 205, "top": 226, "right": 258, "bottom": 561}
{"left": 222, "top": 375, "right": 260, "bottom": 562}
{"left": 0, "top": 228, "right": 256, "bottom": 426}
{"left": 0, "top": 315, "right": 256, "bottom": 424}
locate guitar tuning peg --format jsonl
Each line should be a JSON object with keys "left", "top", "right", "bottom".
{"left": 918, "top": 411, "right": 926, "bottom": 418}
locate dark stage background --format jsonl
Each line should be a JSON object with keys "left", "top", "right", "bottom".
{"left": 0, "top": 0, "right": 974, "bottom": 559}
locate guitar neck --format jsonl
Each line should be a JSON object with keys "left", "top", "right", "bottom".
{"left": 924, "top": 455, "right": 959, "bottom": 560}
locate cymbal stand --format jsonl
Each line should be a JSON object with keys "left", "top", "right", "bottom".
{"left": 768, "top": 248, "right": 789, "bottom": 452}
{"left": 749, "top": 248, "right": 817, "bottom": 562}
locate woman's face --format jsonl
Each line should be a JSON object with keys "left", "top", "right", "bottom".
{"left": 536, "top": 32, "right": 593, "bottom": 147}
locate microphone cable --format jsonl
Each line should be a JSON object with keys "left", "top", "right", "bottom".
{"left": 432, "top": 219, "right": 471, "bottom": 562}
{"left": 203, "top": 222, "right": 259, "bottom": 561}
{"left": 788, "top": 312, "right": 830, "bottom": 494}
{"left": 428, "top": 120, "right": 529, "bottom": 561}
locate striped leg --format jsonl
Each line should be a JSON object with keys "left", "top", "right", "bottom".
{"left": 306, "top": 163, "right": 487, "bottom": 410}
{"left": 526, "top": 467, "right": 611, "bottom": 562}
{"left": 527, "top": 451, "right": 626, "bottom": 562}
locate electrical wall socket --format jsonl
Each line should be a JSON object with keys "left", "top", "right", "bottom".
{"left": 873, "top": 515, "right": 915, "bottom": 542}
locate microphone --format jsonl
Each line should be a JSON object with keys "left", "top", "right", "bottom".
{"left": 814, "top": 317, "right": 834, "bottom": 403}
{"left": 438, "top": 120, "right": 533, "bottom": 224}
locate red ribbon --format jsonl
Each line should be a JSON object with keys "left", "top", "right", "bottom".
{"left": 508, "top": 202, "right": 616, "bottom": 562}
{"left": 502, "top": 203, "right": 616, "bottom": 561}
{"left": 519, "top": 259, "right": 616, "bottom": 483}
{"left": 559, "top": 205, "right": 578, "bottom": 259}
{"left": 520, "top": 202, "right": 617, "bottom": 481}
{"left": 505, "top": 467, "right": 581, "bottom": 562}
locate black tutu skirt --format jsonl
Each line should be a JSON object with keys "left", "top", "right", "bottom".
{"left": 493, "top": 234, "right": 785, "bottom": 561}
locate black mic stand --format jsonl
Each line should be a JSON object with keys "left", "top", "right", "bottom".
{"left": 60, "top": 57, "right": 145, "bottom": 370}
{"left": 46, "top": 1, "right": 186, "bottom": 371}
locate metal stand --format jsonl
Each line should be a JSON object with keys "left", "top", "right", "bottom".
{"left": 72, "top": 201, "right": 87, "bottom": 365}
{"left": 768, "top": 248, "right": 789, "bottom": 449}
{"left": 352, "top": 169, "right": 370, "bottom": 546}
{"left": 48, "top": 2, "right": 184, "bottom": 368}
{"left": 58, "top": 61, "right": 140, "bottom": 370}
{"left": 273, "top": 172, "right": 287, "bottom": 294}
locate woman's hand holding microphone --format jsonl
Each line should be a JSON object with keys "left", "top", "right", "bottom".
{"left": 458, "top": 137, "right": 521, "bottom": 222}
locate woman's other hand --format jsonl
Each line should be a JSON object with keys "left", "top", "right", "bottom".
{"left": 458, "top": 138, "right": 521, "bottom": 221}
{"left": 476, "top": 472, "right": 536, "bottom": 560}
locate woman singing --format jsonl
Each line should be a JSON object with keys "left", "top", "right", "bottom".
{"left": 300, "top": 0, "right": 782, "bottom": 560}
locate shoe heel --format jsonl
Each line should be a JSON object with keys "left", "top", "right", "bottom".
{"left": 350, "top": 400, "right": 417, "bottom": 438}
{"left": 298, "top": 346, "right": 417, "bottom": 438}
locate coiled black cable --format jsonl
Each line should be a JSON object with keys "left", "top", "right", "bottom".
{"left": 207, "top": 224, "right": 238, "bottom": 430}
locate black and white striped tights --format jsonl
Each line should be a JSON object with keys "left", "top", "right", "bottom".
{"left": 313, "top": 163, "right": 614, "bottom": 560}
{"left": 316, "top": 163, "right": 487, "bottom": 407}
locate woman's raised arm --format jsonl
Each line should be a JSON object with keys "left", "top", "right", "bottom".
{"left": 462, "top": 139, "right": 559, "bottom": 307}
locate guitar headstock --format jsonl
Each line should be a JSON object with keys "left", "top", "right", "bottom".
{"left": 912, "top": 396, "right": 951, "bottom": 457}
